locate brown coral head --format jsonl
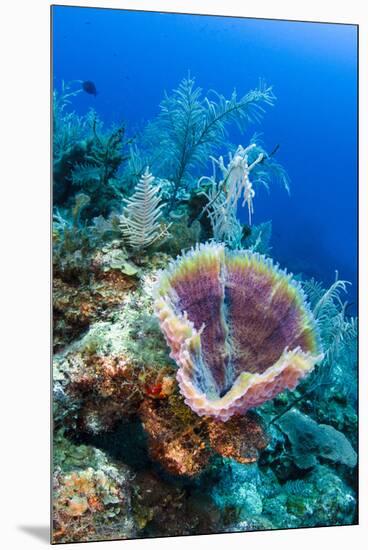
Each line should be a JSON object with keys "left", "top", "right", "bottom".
{"left": 139, "top": 397, "right": 211, "bottom": 477}
{"left": 207, "top": 413, "right": 268, "bottom": 464}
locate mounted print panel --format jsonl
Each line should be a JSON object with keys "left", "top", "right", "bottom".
{"left": 51, "top": 4, "right": 358, "bottom": 544}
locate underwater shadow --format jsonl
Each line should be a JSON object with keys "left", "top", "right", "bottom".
{"left": 77, "top": 418, "right": 151, "bottom": 471}
{"left": 18, "top": 525, "right": 50, "bottom": 544}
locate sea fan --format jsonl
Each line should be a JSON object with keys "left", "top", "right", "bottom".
{"left": 119, "top": 168, "right": 171, "bottom": 251}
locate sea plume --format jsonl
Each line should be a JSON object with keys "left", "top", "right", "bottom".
{"left": 120, "top": 168, "right": 171, "bottom": 251}
{"left": 143, "top": 76, "right": 276, "bottom": 211}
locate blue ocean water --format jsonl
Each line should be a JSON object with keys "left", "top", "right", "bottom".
{"left": 52, "top": 6, "right": 357, "bottom": 310}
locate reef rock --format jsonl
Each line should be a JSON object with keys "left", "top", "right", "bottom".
{"left": 207, "top": 414, "right": 268, "bottom": 464}
{"left": 52, "top": 433, "right": 135, "bottom": 543}
{"left": 277, "top": 409, "right": 357, "bottom": 469}
{"left": 139, "top": 392, "right": 269, "bottom": 476}
{"left": 154, "top": 243, "right": 322, "bottom": 421}
{"left": 139, "top": 396, "right": 211, "bottom": 476}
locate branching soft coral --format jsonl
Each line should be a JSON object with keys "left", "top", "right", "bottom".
{"left": 119, "top": 168, "right": 171, "bottom": 251}
{"left": 142, "top": 76, "right": 276, "bottom": 211}
{"left": 196, "top": 144, "right": 264, "bottom": 247}
{"left": 53, "top": 80, "right": 85, "bottom": 161}
{"left": 198, "top": 179, "right": 243, "bottom": 248}
{"left": 53, "top": 84, "right": 131, "bottom": 217}
{"left": 53, "top": 193, "right": 93, "bottom": 273}
{"left": 246, "top": 133, "right": 290, "bottom": 194}
{"left": 301, "top": 275, "right": 357, "bottom": 400}
{"left": 193, "top": 134, "right": 290, "bottom": 249}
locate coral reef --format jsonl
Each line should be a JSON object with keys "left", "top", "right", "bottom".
{"left": 54, "top": 320, "right": 268, "bottom": 475}
{"left": 67, "top": 354, "right": 142, "bottom": 433}
{"left": 154, "top": 242, "right": 322, "bottom": 420}
{"left": 53, "top": 326, "right": 175, "bottom": 435}
{"left": 52, "top": 73, "right": 357, "bottom": 542}
{"left": 209, "top": 460, "right": 356, "bottom": 531}
{"left": 53, "top": 272, "right": 177, "bottom": 434}
{"left": 53, "top": 83, "right": 130, "bottom": 217}
{"left": 53, "top": 245, "right": 137, "bottom": 350}
{"left": 52, "top": 433, "right": 135, "bottom": 543}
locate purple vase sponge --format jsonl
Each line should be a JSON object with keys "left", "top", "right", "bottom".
{"left": 154, "top": 243, "right": 323, "bottom": 421}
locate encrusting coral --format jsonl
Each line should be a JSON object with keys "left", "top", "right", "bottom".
{"left": 207, "top": 414, "right": 268, "bottom": 464}
{"left": 53, "top": 342, "right": 176, "bottom": 435}
{"left": 52, "top": 433, "right": 135, "bottom": 543}
{"left": 154, "top": 242, "right": 323, "bottom": 421}
{"left": 67, "top": 354, "right": 143, "bottom": 433}
{"left": 53, "top": 245, "right": 138, "bottom": 351}
{"left": 139, "top": 393, "right": 268, "bottom": 476}
{"left": 139, "top": 396, "right": 211, "bottom": 476}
